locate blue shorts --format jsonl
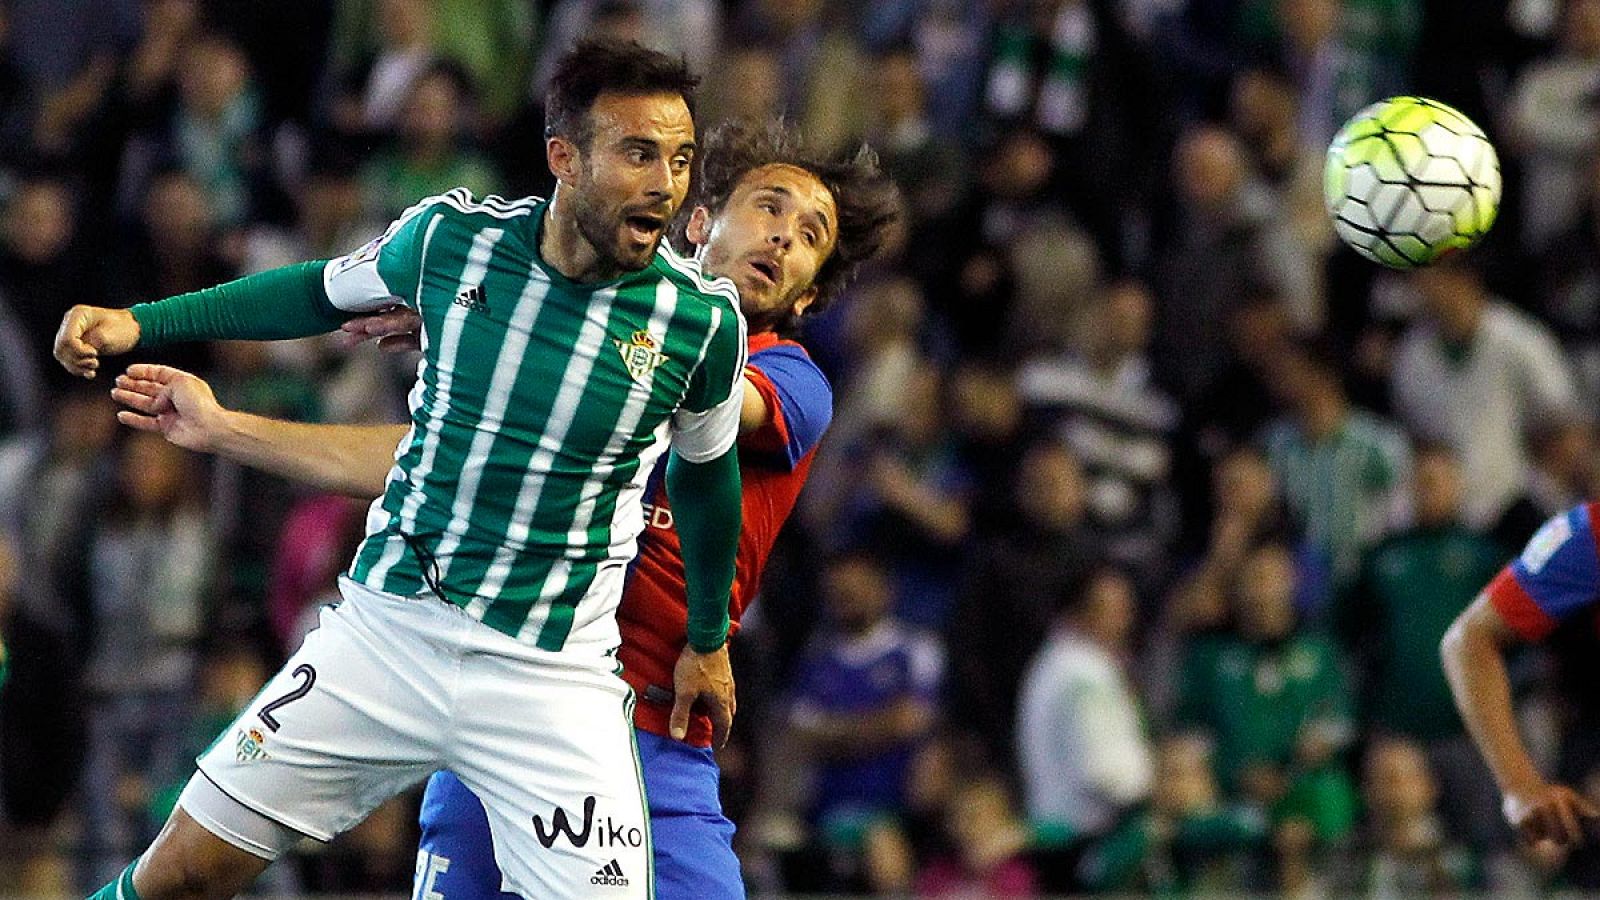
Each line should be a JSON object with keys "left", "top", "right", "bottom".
{"left": 414, "top": 729, "right": 743, "bottom": 900}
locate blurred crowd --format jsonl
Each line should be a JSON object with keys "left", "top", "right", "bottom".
{"left": 1, "top": 0, "right": 1600, "bottom": 897}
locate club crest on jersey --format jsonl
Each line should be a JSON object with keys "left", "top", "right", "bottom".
{"left": 235, "top": 728, "right": 270, "bottom": 763}
{"left": 614, "top": 330, "right": 666, "bottom": 382}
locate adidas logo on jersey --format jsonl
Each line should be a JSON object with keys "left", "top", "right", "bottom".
{"left": 453, "top": 285, "right": 488, "bottom": 313}
{"left": 591, "top": 860, "right": 629, "bottom": 887}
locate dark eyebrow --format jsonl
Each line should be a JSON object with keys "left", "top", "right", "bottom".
{"left": 755, "top": 185, "right": 833, "bottom": 236}
{"left": 618, "top": 137, "right": 697, "bottom": 156}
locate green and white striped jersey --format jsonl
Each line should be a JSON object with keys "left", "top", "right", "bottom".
{"left": 321, "top": 189, "right": 747, "bottom": 652}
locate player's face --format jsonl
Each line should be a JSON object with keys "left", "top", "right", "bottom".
{"left": 565, "top": 92, "right": 695, "bottom": 273}
{"left": 690, "top": 164, "right": 838, "bottom": 332}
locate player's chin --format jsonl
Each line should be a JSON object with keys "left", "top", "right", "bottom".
{"left": 729, "top": 275, "right": 776, "bottom": 308}
{"left": 613, "top": 232, "right": 660, "bottom": 271}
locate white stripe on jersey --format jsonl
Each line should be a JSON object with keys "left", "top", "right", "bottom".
{"left": 657, "top": 244, "right": 741, "bottom": 306}
{"left": 470, "top": 287, "right": 620, "bottom": 619}
{"left": 519, "top": 280, "right": 679, "bottom": 642}
{"left": 431, "top": 271, "right": 554, "bottom": 587}
{"left": 433, "top": 187, "right": 543, "bottom": 221}
{"left": 368, "top": 226, "right": 506, "bottom": 587}
{"left": 564, "top": 277, "right": 681, "bottom": 552}
{"left": 566, "top": 424, "right": 673, "bottom": 644}
{"left": 669, "top": 304, "right": 748, "bottom": 462}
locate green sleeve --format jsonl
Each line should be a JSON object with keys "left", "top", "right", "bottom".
{"left": 666, "top": 448, "right": 742, "bottom": 652}
{"left": 130, "top": 261, "right": 344, "bottom": 346}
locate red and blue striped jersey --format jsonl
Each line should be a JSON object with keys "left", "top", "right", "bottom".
{"left": 617, "top": 331, "right": 833, "bottom": 746}
{"left": 1486, "top": 502, "right": 1600, "bottom": 641}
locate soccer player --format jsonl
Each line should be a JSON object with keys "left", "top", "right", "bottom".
{"left": 57, "top": 40, "right": 746, "bottom": 900}
{"left": 108, "top": 121, "right": 899, "bottom": 899}
{"left": 1441, "top": 502, "right": 1600, "bottom": 851}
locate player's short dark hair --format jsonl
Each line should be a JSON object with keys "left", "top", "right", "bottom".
{"left": 679, "top": 119, "right": 902, "bottom": 330}
{"left": 544, "top": 38, "right": 699, "bottom": 149}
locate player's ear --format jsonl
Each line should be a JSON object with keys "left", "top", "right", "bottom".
{"left": 547, "top": 136, "right": 581, "bottom": 184}
{"left": 684, "top": 206, "right": 712, "bottom": 246}
{"left": 791, "top": 285, "right": 818, "bottom": 318}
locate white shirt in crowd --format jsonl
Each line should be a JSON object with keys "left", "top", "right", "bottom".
{"left": 1016, "top": 627, "right": 1154, "bottom": 836}
{"left": 1392, "top": 301, "right": 1579, "bottom": 527}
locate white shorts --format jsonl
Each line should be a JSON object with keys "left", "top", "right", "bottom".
{"left": 191, "top": 577, "right": 652, "bottom": 899}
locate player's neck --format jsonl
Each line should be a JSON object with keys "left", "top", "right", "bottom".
{"left": 542, "top": 186, "right": 624, "bottom": 284}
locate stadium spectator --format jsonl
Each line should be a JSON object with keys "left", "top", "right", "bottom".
{"left": 358, "top": 61, "right": 499, "bottom": 220}
{"left": 915, "top": 775, "right": 1037, "bottom": 897}
{"left": 0, "top": 175, "right": 90, "bottom": 392}
{"left": 947, "top": 441, "right": 1101, "bottom": 767}
{"left": 1016, "top": 565, "right": 1153, "bottom": 893}
{"left": 1019, "top": 278, "right": 1181, "bottom": 585}
{"left": 80, "top": 432, "right": 213, "bottom": 884}
{"left": 1535, "top": 153, "right": 1600, "bottom": 400}
{"left": 1263, "top": 346, "right": 1410, "bottom": 586}
{"left": 946, "top": 362, "right": 1027, "bottom": 534}
{"left": 787, "top": 552, "right": 942, "bottom": 894}
{"left": 827, "top": 362, "right": 973, "bottom": 626}
{"left": 1228, "top": 67, "right": 1335, "bottom": 303}
{"left": 1339, "top": 737, "right": 1482, "bottom": 894}
{"left": 1175, "top": 541, "right": 1357, "bottom": 892}
{"left": 330, "top": 0, "right": 534, "bottom": 125}
{"left": 327, "top": 0, "right": 438, "bottom": 138}
{"left": 1073, "top": 733, "right": 1267, "bottom": 893}
{"left": 129, "top": 32, "right": 268, "bottom": 227}
{"left": 1391, "top": 256, "right": 1580, "bottom": 528}
{"left": 1157, "top": 125, "right": 1318, "bottom": 406}
{"left": 1508, "top": 0, "right": 1600, "bottom": 252}
{"left": 1494, "top": 414, "right": 1599, "bottom": 551}
{"left": 1338, "top": 441, "right": 1506, "bottom": 852}
{"left": 0, "top": 528, "right": 76, "bottom": 897}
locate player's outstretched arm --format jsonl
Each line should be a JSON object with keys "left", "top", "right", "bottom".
{"left": 54, "top": 305, "right": 141, "bottom": 378}
{"left": 53, "top": 261, "right": 352, "bottom": 379}
{"left": 1442, "top": 594, "right": 1600, "bottom": 847}
{"left": 111, "top": 363, "right": 405, "bottom": 499}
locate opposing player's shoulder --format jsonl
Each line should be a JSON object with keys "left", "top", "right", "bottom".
{"left": 1515, "top": 503, "right": 1599, "bottom": 575}
{"left": 652, "top": 243, "right": 741, "bottom": 313}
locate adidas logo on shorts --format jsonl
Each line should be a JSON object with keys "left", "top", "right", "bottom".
{"left": 591, "top": 859, "right": 629, "bottom": 887}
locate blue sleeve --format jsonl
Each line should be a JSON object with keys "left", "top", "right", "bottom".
{"left": 748, "top": 344, "right": 833, "bottom": 469}
{"left": 1503, "top": 504, "right": 1600, "bottom": 626}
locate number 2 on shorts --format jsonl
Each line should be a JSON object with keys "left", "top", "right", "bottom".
{"left": 258, "top": 664, "right": 317, "bottom": 732}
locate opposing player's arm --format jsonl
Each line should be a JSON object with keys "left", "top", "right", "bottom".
{"left": 740, "top": 345, "right": 833, "bottom": 467}
{"left": 740, "top": 380, "right": 768, "bottom": 433}
{"left": 1441, "top": 506, "right": 1600, "bottom": 847}
{"left": 111, "top": 364, "right": 404, "bottom": 498}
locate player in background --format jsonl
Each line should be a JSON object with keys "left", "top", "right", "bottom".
{"left": 57, "top": 40, "right": 744, "bottom": 900}
{"left": 108, "top": 121, "right": 900, "bottom": 900}
{"left": 1441, "top": 502, "right": 1600, "bottom": 852}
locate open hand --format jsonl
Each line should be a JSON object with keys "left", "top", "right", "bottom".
{"left": 110, "top": 364, "right": 229, "bottom": 452}
{"left": 336, "top": 308, "right": 424, "bottom": 353}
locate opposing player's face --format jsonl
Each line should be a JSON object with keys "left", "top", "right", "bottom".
{"left": 567, "top": 92, "right": 695, "bottom": 273}
{"left": 692, "top": 164, "right": 838, "bottom": 332}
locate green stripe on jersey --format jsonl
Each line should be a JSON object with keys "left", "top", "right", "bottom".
{"left": 334, "top": 190, "right": 744, "bottom": 649}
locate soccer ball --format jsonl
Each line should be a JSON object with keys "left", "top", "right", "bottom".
{"left": 1323, "top": 96, "right": 1501, "bottom": 269}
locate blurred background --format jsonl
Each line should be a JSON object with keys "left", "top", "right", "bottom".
{"left": 0, "top": 0, "right": 1599, "bottom": 897}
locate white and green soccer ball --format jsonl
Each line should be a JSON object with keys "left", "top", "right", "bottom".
{"left": 1323, "top": 96, "right": 1501, "bottom": 269}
